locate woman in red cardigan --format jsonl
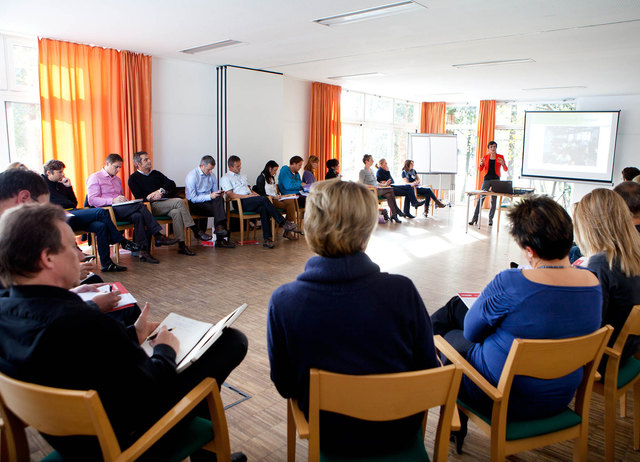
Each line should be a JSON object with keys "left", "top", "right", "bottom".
{"left": 469, "top": 141, "right": 508, "bottom": 226}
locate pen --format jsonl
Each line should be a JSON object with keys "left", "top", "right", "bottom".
{"left": 109, "top": 284, "right": 112, "bottom": 293}
{"left": 146, "top": 328, "right": 174, "bottom": 342}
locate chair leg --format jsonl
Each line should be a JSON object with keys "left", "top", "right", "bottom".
{"left": 239, "top": 218, "right": 245, "bottom": 245}
{"left": 114, "top": 243, "right": 120, "bottom": 264}
{"left": 634, "top": 381, "right": 640, "bottom": 449}
{"left": 287, "top": 401, "right": 296, "bottom": 462}
{"left": 604, "top": 392, "right": 618, "bottom": 462}
{"left": 620, "top": 392, "right": 628, "bottom": 418}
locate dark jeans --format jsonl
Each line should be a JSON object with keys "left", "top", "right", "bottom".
{"left": 239, "top": 196, "right": 285, "bottom": 239}
{"left": 391, "top": 185, "right": 419, "bottom": 214}
{"left": 68, "top": 208, "right": 124, "bottom": 266}
{"left": 430, "top": 296, "right": 474, "bottom": 363}
{"left": 112, "top": 202, "right": 162, "bottom": 250}
{"left": 472, "top": 179, "right": 498, "bottom": 222}
{"left": 415, "top": 187, "right": 439, "bottom": 211}
{"left": 188, "top": 197, "right": 227, "bottom": 231}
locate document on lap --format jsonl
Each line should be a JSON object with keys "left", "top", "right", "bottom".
{"left": 142, "top": 303, "right": 248, "bottom": 373}
{"left": 458, "top": 292, "right": 480, "bottom": 309}
{"left": 78, "top": 282, "right": 136, "bottom": 310}
{"left": 111, "top": 198, "right": 143, "bottom": 206}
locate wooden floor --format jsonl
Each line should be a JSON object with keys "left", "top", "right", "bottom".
{"left": 23, "top": 205, "right": 640, "bottom": 461}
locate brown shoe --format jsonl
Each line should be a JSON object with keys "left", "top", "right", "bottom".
{"left": 139, "top": 250, "right": 159, "bottom": 264}
{"left": 215, "top": 237, "right": 236, "bottom": 248}
{"left": 154, "top": 234, "right": 179, "bottom": 246}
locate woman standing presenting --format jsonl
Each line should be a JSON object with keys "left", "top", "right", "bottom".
{"left": 469, "top": 141, "right": 508, "bottom": 226}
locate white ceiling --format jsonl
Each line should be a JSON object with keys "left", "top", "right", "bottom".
{"left": 2, "top": 0, "right": 639, "bottom": 102}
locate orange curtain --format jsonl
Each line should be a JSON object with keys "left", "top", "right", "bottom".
{"left": 309, "top": 82, "right": 341, "bottom": 181}
{"left": 419, "top": 102, "right": 446, "bottom": 134}
{"left": 475, "top": 100, "right": 496, "bottom": 207}
{"left": 39, "top": 38, "right": 152, "bottom": 201}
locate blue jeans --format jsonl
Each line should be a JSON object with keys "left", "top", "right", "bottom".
{"left": 68, "top": 208, "right": 124, "bottom": 266}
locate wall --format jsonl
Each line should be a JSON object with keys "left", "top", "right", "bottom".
{"left": 571, "top": 94, "right": 640, "bottom": 203}
{"left": 152, "top": 57, "right": 217, "bottom": 185}
{"left": 282, "top": 76, "right": 311, "bottom": 167}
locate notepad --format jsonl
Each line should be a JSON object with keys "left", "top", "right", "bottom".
{"left": 141, "top": 303, "right": 248, "bottom": 373}
{"left": 458, "top": 292, "right": 480, "bottom": 309}
{"left": 78, "top": 282, "right": 137, "bottom": 311}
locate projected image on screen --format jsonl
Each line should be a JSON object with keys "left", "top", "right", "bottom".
{"left": 522, "top": 111, "right": 619, "bottom": 183}
{"left": 542, "top": 126, "right": 599, "bottom": 166}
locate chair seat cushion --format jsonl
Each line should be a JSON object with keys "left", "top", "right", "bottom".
{"left": 42, "top": 417, "right": 214, "bottom": 462}
{"left": 319, "top": 426, "right": 429, "bottom": 461}
{"left": 116, "top": 221, "right": 131, "bottom": 226}
{"left": 615, "top": 356, "right": 640, "bottom": 388}
{"left": 458, "top": 400, "right": 582, "bottom": 441}
{"left": 153, "top": 215, "right": 172, "bottom": 221}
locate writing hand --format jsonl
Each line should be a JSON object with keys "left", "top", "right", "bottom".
{"left": 92, "top": 291, "right": 122, "bottom": 313}
{"left": 135, "top": 303, "right": 161, "bottom": 345}
{"left": 151, "top": 325, "right": 180, "bottom": 352}
{"left": 70, "top": 283, "right": 104, "bottom": 294}
{"left": 113, "top": 195, "right": 127, "bottom": 204}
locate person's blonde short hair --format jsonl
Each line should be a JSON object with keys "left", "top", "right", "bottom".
{"left": 304, "top": 180, "right": 378, "bottom": 257}
{"left": 633, "top": 174, "right": 640, "bottom": 184}
{"left": 574, "top": 188, "right": 640, "bottom": 278}
{"left": 6, "top": 162, "right": 28, "bottom": 171}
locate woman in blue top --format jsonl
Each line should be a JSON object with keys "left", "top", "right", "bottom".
{"left": 401, "top": 159, "right": 447, "bottom": 216}
{"left": 430, "top": 195, "right": 602, "bottom": 453}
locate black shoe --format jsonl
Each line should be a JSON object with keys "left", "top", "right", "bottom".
{"left": 381, "top": 209, "right": 390, "bottom": 221}
{"left": 101, "top": 262, "right": 127, "bottom": 272}
{"left": 488, "top": 220, "right": 493, "bottom": 226}
{"left": 178, "top": 245, "right": 195, "bottom": 256}
{"left": 390, "top": 214, "right": 402, "bottom": 223}
{"left": 414, "top": 200, "right": 426, "bottom": 208}
{"left": 231, "top": 453, "right": 247, "bottom": 462}
{"left": 214, "top": 227, "right": 229, "bottom": 239}
{"left": 469, "top": 218, "right": 477, "bottom": 226}
{"left": 139, "top": 250, "right": 159, "bottom": 264}
{"left": 120, "top": 239, "right": 140, "bottom": 252}
{"left": 193, "top": 228, "right": 212, "bottom": 241}
{"left": 450, "top": 413, "right": 468, "bottom": 454}
{"left": 263, "top": 238, "right": 275, "bottom": 249}
{"left": 215, "top": 237, "right": 236, "bottom": 248}
{"left": 154, "top": 234, "right": 179, "bottom": 247}
{"left": 404, "top": 212, "right": 415, "bottom": 219}
{"left": 397, "top": 210, "right": 408, "bottom": 218}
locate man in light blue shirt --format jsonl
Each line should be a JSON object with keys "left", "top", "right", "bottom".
{"left": 220, "top": 155, "right": 297, "bottom": 249}
{"left": 185, "top": 155, "right": 235, "bottom": 248}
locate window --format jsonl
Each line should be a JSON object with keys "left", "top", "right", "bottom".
{"left": 445, "top": 104, "right": 478, "bottom": 203}
{"left": 0, "top": 34, "right": 42, "bottom": 171}
{"left": 341, "top": 90, "right": 419, "bottom": 181}
{"left": 495, "top": 101, "right": 576, "bottom": 208}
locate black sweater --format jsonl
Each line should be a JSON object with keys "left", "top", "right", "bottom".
{"left": 128, "top": 170, "right": 177, "bottom": 200}
{"left": 42, "top": 174, "right": 77, "bottom": 209}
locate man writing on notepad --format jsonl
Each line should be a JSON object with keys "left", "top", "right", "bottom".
{"left": 87, "top": 153, "right": 178, "bottom": 263}
{"left": 0, "top": 202, "right": 248, "bottom": 461}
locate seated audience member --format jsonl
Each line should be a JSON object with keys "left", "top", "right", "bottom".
{"left": 0, "top": 203, "right": 249, "bottom": 461}
{"left": 376, "top": 158, "right": 425, "bottom": 219}
{"left": 278, "top": 155, "right": 306, "bottom": 207}
{"left": 573, "top": 188, "right": 640, "bottom": 365}
{"left": 634, "top": 175, "right": 640, "bottom": 184}
{"left": 129, "top": 151, "right": 210, "bottom": 256}
{"left": 359, "top": 154, "right": 404, "bottom": 223}
{"left": 253, "top": 160, "right": 299, "bottom": 240}
{"left": 401, "top": 159, "right": 447, "bottom": 217}
{"left": 325, "top": 158, "right": 341, "bottom": 180}
{"left": 0, "top": 169, "right": 139, "bottom": 324}
{"left": 267, "top": 180, "right": 438, "bottom": 457}
{"left": 6, "top": 161, "right": 29, "bottom": 170}
{"left": 87, "top": 154, "right": 178, "bottom": 264}
{"left": 221, "top": 156, "right": 297, "bottom": 249}
{"left": 622, "top": 166, "right": 640, "bottom": 182}
{"left": 614, "top": 181, "right": 640, "bottom": 233}
{"left": 430, "top": 195, "right": 602, "bottom": 452}
{"left": 185, "top": 155, "right": 235, "bottom": 248}
{"left": 302, "top": 155, "right": 319, "bottom": 187}
{"left": 43, "top": 159, "right": 139, "bottom": 272}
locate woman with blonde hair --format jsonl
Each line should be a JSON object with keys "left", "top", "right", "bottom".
{"left": 267, "top": 180, "right": 438, "bottom": 457}
{"left": 574, "top": 188, "right": 640, "bottom": 363}
{"left": 359, "top": 154, "right": 404, "bottom": 222}
{"left": 302, "top": 155, "right": 319, "bottom": 187}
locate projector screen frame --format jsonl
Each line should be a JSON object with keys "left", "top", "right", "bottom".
{"left": 520, "top": 110, "right": 620, "bottom": 185}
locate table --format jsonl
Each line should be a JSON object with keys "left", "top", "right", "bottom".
{"left": 465, "top": 190, "right": 527, "bottom": 233}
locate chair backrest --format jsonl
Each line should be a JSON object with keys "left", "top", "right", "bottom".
{"left": 308, "top": 365, "right": 462, "bottom": 461}
{"left": 0, "top": 372, "right": 122, "bottom": 460}
{"left": 495, "top": 326, "right": 613, "bottom": 424}
{"left": 610, "top": 305, "right": 640, "bottom": 353}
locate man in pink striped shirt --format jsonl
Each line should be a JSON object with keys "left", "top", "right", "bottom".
{"left": 87, "top": 154, "right": 178, "bottom": 264}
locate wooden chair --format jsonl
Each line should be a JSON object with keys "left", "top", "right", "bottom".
{"left": 593, "top": 305, "right": 640, "bottom": 462}
{"left": 0, "top": 372, "right": 231, "bottom": 462}
{"left": 103, "top": 205, "right": 136, "bottom": 264}
{"left": 225, "top": 197, "right": 274, "bottom": 245}
{"left": 434, "top": 326, "right": 613, "bottom": 461}
{"left": 287, "top": 365, "right": 462, "bottom": 462}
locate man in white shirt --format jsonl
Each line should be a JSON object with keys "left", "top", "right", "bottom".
{"left": 220, "top": 155, "right": 297, "bottom": 248}
{"left": 185, "top": 155, "right": 235, "bottom": 248}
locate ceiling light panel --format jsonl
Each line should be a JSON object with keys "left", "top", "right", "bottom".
{"left": 314, "top": 1, "right": 425, "bottom": 26}
{"left": 180, "top": 40, "right": 243, "bottom": 54}
{"left": 452, "top": 58, "right": 536, "bottom": 68}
